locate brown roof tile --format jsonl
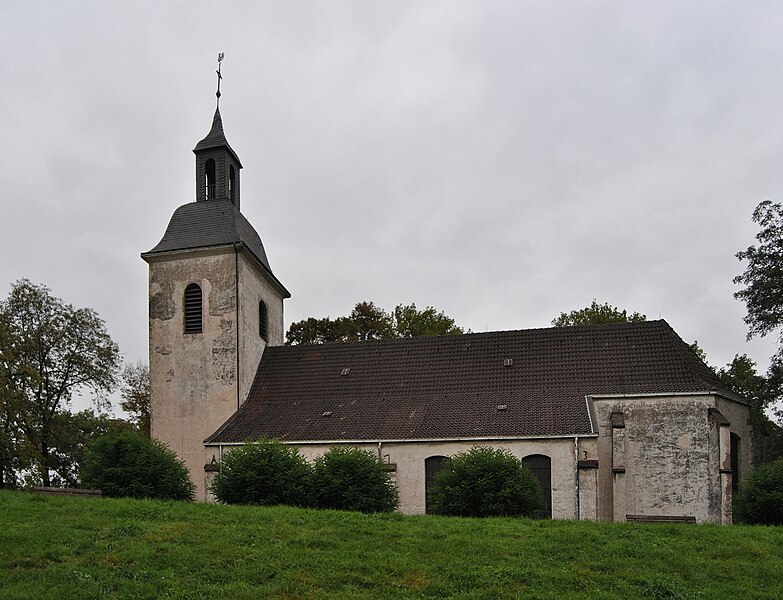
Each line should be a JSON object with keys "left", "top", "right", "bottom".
{"left": 205, "top": 320, "right": 740, "bottom": 444}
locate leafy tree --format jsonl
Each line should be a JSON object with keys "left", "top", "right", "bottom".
{"left": 718, "top": 355, "right": 770, "bottom": 413}
{"left": 0, "top": 317, "right": 33, "bottom": 488}
{"left": 46, "top": 410, "right": 132, "bottom": 487}
{"left": 341, "top": 301, "right": 394, "bottom": 342}
{"left": 429, "top": 446, "right": 543, "bottom": 518}
{"left": 312, "top": 446, "right": 399, "bottom": 513}
{"left": 552, "top": 300, "right": 647, "bottom": 327}
{"left": 210, "top": 439, "right": 313, "bottom": 506}
{"left": 733, "top": 457, "right": 783, "bottom": 525}
{"left": 81, "top": 430, "right": 195, "bottom": 500}
{"left": 286, "top": 301, "right": 464, "bottom": 345}
{"left": 285, "top": 317, "right": 345, "bottom": 346}
{"left": 393, "top": 303, "right": 464, "bottom": 338}
{"left": 689, "top": 341, "right": 710, "bottom": 365}
{"left": 0, "top": 280, "right": 120, "bottom": 487}
{"left": 718, "top": 354, "right": 783, "bottom": 462}
{"left": 120, "top": 361, "right": 150, "bottom": 437}
{"left": 734, "top": 201, "right": 783, "bottom": 424}
{"left": 734, "top": 200, "right": 783, "bottom": 345}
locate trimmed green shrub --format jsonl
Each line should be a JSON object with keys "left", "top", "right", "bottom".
{"left": 210, "top": 439, "right": 313, "bottom": 506}
{"left": 734, "top": 457, "right": 783, "bottom": 525}
{"left": 312, "top": 446, "right": 399, "bottom": 513}
{"left": 429, "top": 446, "right": 543, "bottom": 518}
{"left": 81, "top": 430, "right": 195, "bottom": 501}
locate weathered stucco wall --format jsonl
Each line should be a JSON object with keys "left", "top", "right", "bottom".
{"left": 207, "top": 437, "right": 600, "bottom": 519}
{"left": 592, "top": 394, "right": 750, "bottom": 524}
{"left": 149, "top": 246, "right": 287, "bottom": 501}
{"left": 149, "top": 249, "right": 240, "bottom": 501}
{"left": 715, "top": 396, "right": 755, "bottom": 483}
{"left": 236, "top": 251, "right": 285, "bottom": 405}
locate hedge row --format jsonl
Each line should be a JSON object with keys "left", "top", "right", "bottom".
{"left": 211, "top": 440, "right": 399, "bottom": 513}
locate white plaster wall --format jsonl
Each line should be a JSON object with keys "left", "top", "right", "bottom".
{"left": 209, "top": 437, "right": 599, "bottom": 519}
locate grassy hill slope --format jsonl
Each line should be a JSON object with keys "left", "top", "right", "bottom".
{"left": 1, "top": 490, "right": 782, "bottom": 599}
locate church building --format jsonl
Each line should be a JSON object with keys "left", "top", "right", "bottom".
{"left": 143, "top": 96, "right": 755, "bottom": 524}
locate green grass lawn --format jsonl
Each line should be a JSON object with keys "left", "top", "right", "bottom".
{"left": 1, "top": 490, "right": 781, "bottom": 599}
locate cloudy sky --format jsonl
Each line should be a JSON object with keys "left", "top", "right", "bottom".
{"left": 2, "top": 1, "right": 781, "bottom": 410}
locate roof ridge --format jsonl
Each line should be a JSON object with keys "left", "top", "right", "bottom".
{"left": 272, "top": 319, "right": 670, "bottom": 352}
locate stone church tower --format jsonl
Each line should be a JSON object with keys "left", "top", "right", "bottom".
{"left": 142, "top": 98, "right": 289, "bottom": 500}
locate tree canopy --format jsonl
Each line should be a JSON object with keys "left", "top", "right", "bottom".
{"left": 120, "top": 361, "right": 150, "bottom": 437}
{"left": 734, "top": 200, "right": 783, "bottom": 344}
{"left": 0, "top": 280, "right": 121, "bottom": 487}
{"left": 551, "top": 300, "right": 647, "bottom": 327}
{"left": 734, "top": 201, "right": 783, "bottom": 429}
{"left": 286, "top": 301, "right": 464, "bottom": 345}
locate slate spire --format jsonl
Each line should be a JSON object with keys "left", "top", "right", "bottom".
{"left": 192, "top": 54, "right": 242, "bottom": 208}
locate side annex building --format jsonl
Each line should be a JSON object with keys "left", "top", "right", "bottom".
{"left": 143, "top": 105, "right": 756, "bottom": 523}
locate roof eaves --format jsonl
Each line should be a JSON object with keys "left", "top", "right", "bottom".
{"left": 141, "top": 243, "right": 235, "bottom": 262}
{"left": 235, "top": 242, "right": 291, "bottom": 298}
{"left": 205, "top": 432, "right": 600, "bottom": 446}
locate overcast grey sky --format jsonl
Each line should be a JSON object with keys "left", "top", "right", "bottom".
{"left": 2, "top": 1, "right": 781, "bottom": 409}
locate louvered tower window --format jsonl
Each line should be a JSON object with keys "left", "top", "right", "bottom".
{"left": 259, "top": 300, "right": 268, "bottom": 340}
{"left": 184, "top": 283, "right": 203, "bottom": 333}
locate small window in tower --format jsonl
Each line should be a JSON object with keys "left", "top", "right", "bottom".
{"left": 229, "top": 165, "right": 236, "bottom": 200}
{"left": 259, "top": 300, "right": 268, "bottom": 340}
{"left": 184, "top": 283, "right": 203, "bottom": 333}
{"left": 205, "top": 159, "right": 216, "bottom": 199}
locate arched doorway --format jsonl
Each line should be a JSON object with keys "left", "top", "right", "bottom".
{"left": 522, "top": 454, "right": 552, "bottom": 518}
{"left": 425, "top": 455, "right": 449, "bottom": 514}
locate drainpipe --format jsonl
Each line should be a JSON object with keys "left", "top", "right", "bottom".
{"left": 234, "top": 243, "right": 240, "bottom": 411}
{"left": 574, "top": 436, "right": 580, "bottom": 520}
{"left": 377, "top": 441, "right": 383, "bottom": 462}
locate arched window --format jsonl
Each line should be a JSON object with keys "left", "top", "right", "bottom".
{"left": 730, "top": 433, "right": 741, "bottom": 494}
{"left": 205, "top": 159, "right": 216, "bottom": 199}
{"left": 184, "top": 283, "right": 202, "bottom": 333}
{"left": 229, "top": 165, "right": 236, "bottom": 200}
{"left": 425, "top": 455, "right": 449, "bottom": 514}
{"left": 522, "top": 454, "right": 552, "bottom": 518}
{"left": 259, "top": 300, "right": 268, "bottom": 340}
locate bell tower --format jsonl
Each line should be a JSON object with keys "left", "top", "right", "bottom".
{"left": 194, "top": 109, "right": 242, "bottom": 207}
{"left": 142, "top": 55, "right": 290, "bottom": 500}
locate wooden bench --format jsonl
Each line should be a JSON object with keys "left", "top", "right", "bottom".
{"left": 32, "top": 486, "right": 102, "bottom": 498}
{"left": 626, "top": 514, "right": 696, "bottom": 524}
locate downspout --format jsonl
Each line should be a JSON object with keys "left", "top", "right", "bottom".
{"left": 234, "top": 243, "right": 241, "bottom": 411}
{"left": 574, "top": 436, "right": 581, "bottom": 520}
{"left": 377, "top": 441, "right": 383, "bottom": 462}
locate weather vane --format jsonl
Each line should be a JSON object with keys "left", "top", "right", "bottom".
{"left": 216, "top": 52, "right": 225, "bottom": 105}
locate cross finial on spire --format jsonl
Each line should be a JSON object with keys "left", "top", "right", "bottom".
{"left": 216, "top": 52, "right": 225, "bottom": 106}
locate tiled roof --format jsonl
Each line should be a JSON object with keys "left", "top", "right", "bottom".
{"left": 142, "top": 198, "right": 265, "bottom": 262}
{"left": 192, "top": 108, "right": 242, "bottom": 167}
{"left": 206, "top": 320, "right": 740, "bottom": 444}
